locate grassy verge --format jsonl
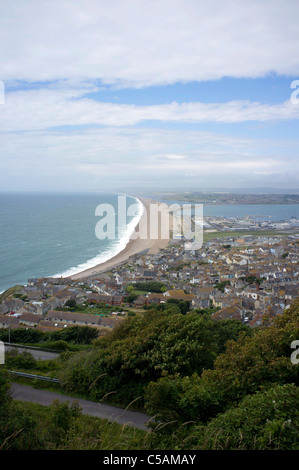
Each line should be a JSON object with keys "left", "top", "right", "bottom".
{"left": 10, "top": 399, "right": 147, "bottom": 450}
{"left": 0, "top": 285, "right": 24, "bottom": 302}
{"left": 203, "top": 229, "right": 297, "bottom": 242}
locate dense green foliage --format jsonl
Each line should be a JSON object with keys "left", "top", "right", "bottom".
{"left": 144, "top": 302, "right": 299, "bottom": 425}
{"left": 58, "top": 308, "right": 250, "bottom": 406}
{"left": 4, "top": 349, "right": 61, "bottom": 373}
{"left": 0, "top": 370, "right": 146, "bottom": 450}
{"left": 165, "top": 298, "right": 191, "bottom": 314}
{"left": 214, "top": 280, "right": 231, "bottom": 292}
{"left": 0, "top": 369, "right": 43, "bottom": 449}
{"left": 146, "top": 383, "right": 299, "bottom": 450}
{"left": 0, "top": 325, "right": 99, "bottom": 347}
{"left": 1, "top": 302, "right": 298, "bottom": 450}
{"left": 195, "top": 383, "right": 299, "bottom": 450}
{"left": 129, "top": 281, "right": 167, "bottom": 293}
{"left": 0, "top": 327, "right": 45, "bottom": 344}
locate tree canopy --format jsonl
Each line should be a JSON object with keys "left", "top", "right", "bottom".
{"left": 58, "top": 307, "right": 250, "bottom": 405}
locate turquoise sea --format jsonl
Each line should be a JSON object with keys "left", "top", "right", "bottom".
{"left": 0, "top": 192, "right": 143, "bottom": 293}
{"left": 0, "top": 192, "right": 298, "bottom": 293}
{"left": 154, "top": 196, "right": 299, "bottom": 220}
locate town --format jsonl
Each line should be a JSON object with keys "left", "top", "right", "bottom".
{"left": 1, "top": 222, "right": 299, "bottom": 335}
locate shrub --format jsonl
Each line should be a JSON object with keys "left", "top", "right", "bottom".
{"left": 196, "top": 383, "right": 299, "bottom": 450}
{"left": 144, "top": 301, "right": 299, "bottom": 424}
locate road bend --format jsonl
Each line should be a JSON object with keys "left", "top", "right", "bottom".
{"left": 10, "top": 383, "right": 152, "bottom": 431}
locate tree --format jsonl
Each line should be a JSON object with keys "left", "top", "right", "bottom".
{"left": 133, "top": 281, "right": 167, "bottom": 293}
{"left": 48, "top": 399, "right": 82, "bottom": 446}
{"left": 0, "top": 370, "right": 42, "bottom": 450}
{"left": 126, "top": 293, "right": 138, "bottom": 303}
{"left": 58, "top": 309, "right": 250, "bottom": 406}
{"left": 50, "top": 326, "right": 98, "bottom": 345}
{"left": 144, "top": 301, "right": 299, "bottom": 425}
{"left": 195, "top": 384, "right": 299, "bottom": 450}
{"left": 65, "top": 299, "right": 77, "bottom": 309}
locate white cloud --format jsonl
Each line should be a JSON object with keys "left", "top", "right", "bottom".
{"left": 0, "top": 125, "right": 298, "bottom": 191}
{"left": 1, "top": 1, "right": 298, "bottom": 191}
{"left": 165, "top": 154, "right": 187, "bottom": 160}
{"left": 0, "top": 0, "right": 299, "bottom": 86}
{"left": 1, "top": 84, "right": 299, "bottom": 133}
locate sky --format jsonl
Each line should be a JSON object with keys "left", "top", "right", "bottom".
{"left": 1, "top": 0, "right": 299, "bottom": 193}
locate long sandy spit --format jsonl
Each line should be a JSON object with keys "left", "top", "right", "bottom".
{"left": 70, "top": 197, "right": 171, "bottom": 280}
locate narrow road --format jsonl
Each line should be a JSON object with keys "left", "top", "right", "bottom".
{"left": 6, "top": 345, "right": 59, "bottom": 361}
{"left": 10, "top": 383, "right": 151, "bottom": 431}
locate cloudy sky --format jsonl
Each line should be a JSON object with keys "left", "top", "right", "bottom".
{"left": 1, "top": 0, "right": 299, "bottom": 193}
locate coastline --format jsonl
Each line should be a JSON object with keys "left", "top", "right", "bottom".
{"left": 70, "top": 197, "right": 171, "bottom": 280}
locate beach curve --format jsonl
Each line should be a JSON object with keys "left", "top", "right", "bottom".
{"left": 69, "top": 196, "right": 171, "bottom": 280}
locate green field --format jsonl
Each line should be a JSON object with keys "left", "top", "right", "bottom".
{"left": 203, "top": 230, "right": 298, "bottom": 242}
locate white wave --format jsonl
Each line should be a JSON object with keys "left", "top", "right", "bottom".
{"left": 52, "top": 195, "right": 144, "bottom": 278}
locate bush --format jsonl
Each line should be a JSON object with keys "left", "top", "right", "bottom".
{"left": 0, "top": 328, "right": 45, "bottom": 344}
{"left": 0, "top": 370, "right": 42, "bottom": 450}
{"left": 58, "top": 308, "right": 250, "bottom": 406}
{"left": 49, "top": 326, "right": 99, "bottom": 345}
{"left": 196, "top": 384, "right": 299, "bottom": 450}
{"left": 132, "top": 282, "right": 167, "bottom": 293}
{"left": 5, "top": 350, "right": 37, "bottom": 370}
{"left": 144, "top": 301, "right": 299, "bottom": 425}
{"left": 47, "top": 340, "right": 70, "bottom": 351}
{"left": 47, "top": 399, "right": 82, "bottom": 446}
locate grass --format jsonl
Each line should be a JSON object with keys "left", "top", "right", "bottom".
{"left": 10, "top": 399, "right": 148, "bottom": 450}
{"left": 7, "top": 371, "right": 146, "bottom": 413}
{"left": 130, "top": 289, "right": 149, "bottom": 296}
{"left": 203, "top": 229, "right": 297, "bottom": 242}
{"left": 0, "top": 285, "right": 24, "bottom": 302}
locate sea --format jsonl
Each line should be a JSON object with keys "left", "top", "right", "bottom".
{"left": 0, "top": 192, "right": 298, "bottom": 294}
{"left": 154, "top": 198, "right": 299, "bottom": 221}
{"left": 0, "top": 192, "right": 143, "bottom": 293}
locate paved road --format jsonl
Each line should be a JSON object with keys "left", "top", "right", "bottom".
{"left": 10, "top": 383, "right": 151, "bottom": 430}
{"left": 6, "top": 345, "right": 59, "bottom": 361}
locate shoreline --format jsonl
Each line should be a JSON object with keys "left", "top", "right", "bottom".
{"left": 70, "top": 197, "right": 171, "bottom": 280}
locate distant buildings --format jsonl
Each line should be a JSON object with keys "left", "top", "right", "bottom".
{"left": 0, "top": 228, "right": 298, "bottom": 333}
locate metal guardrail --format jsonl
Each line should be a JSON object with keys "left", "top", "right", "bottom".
{"left": 4, "top": 342, "right": 60, "bottom": 353}
{"left": 8, "top": 370, "right": 60, "bottom": 383}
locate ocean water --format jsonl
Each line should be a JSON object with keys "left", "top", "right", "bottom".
{"left": 0, "top": 192, "right": 143, "bottom": 293}
{"left": 201, "top": 203, "right": 299, "bottom": 220}
{"left": 154, "top": 197, "right": 299, "bottom": 221}
{"left": 1, "top": 192, "right": 298, "bottom": 294}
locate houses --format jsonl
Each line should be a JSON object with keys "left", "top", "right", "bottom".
{"left": 163, "top": 289, "right": 195, "bottom": 302}
{"left": 0, "top": 314, "right": 20, "bottom": 329}
{"left": 86, "top": 293, "right": 124, "bottom": 306}
{"left": 146, "top": 293, "right": 165, "bottom": 304}
{"left": 44, "top": 310, "right": 123, "bottom": 329}
{"left": 0, "top": 231, "right": 298, "bottom": 333}
{"left": 45, "top": 310, "right": 102, "bottom": 327}
{"left": 141, "top": 270, "right": 157, "bottom": 280}
{"left": 212, "top": 303, "right": 244, "bottom": 322}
